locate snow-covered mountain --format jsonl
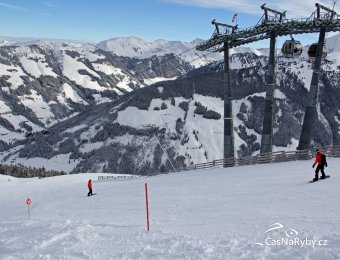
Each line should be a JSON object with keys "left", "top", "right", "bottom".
{"left": 0, "top": 34, "right": 339, "bottom": 174}
{"left": 96, "top": 36, "right": 219, "bottom": 67}
{"left": 0, "top": 39, "right": 196, "bottom": 145}
{"left": 0, "top": 41, "right": 138, "bottom": 143}
{"left": 326, "top": 33, "right": 340, "bottom": 64}
{"left": 96, "top": 36, "right": 271, "bottom": 68}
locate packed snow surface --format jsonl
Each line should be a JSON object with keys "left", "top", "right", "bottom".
{"left": 1, "top": 159, "right": 340, "bottom": 259}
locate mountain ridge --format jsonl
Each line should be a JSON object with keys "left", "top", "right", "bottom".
{"left": 0, "top": 33, "right": 339, "bottom": 174}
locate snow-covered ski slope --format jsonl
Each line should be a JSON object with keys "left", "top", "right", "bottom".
{"left": 1, "top": 159, "right": 340, "bottom": 259}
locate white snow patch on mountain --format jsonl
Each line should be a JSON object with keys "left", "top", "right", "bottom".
{"left": 325, "top": 33, "right": 340, "bottom": 64}
{"left": 233, "top": 98, "right": 261, "bottom": 155}
{"left": 78, "top": 43, "right": 105, "bottom": 62}
{"left": 1, "top": 113, "right": 33, "bottom": 131}
{"left": 188, "top": 95, "right": 224, "bottom": 161}
{"left": 144, "top": 76, "right": 177, "bottom": 86}
{"left": 0, "top": 39, "right": 11, "bottom": 46}
{"left": 62, "top": 83, "right": 88, "bottom": 105}
{"left": 116, "top": 77, "right": 135, "bottom": 92}
{"left": 20, "top": 90, "right": 55, "bottom": 125}
{"left": 335, "top": 114, "right": 340, "bottom": 135}
{"left": 92, "top": 94, "right": 112, "bottom": 104}
{"left": 114, "top": 88, "right": 124, "bottom": 96}
{"left": 11, "top": 153, "right": 79, "bottom": 172}
{"left": 0, "top": 63, "right": 25, "bottom": 90}
{"left": 275, "top": 89, "right": 287, "bottom": 99}
{"left": 117, "top": 99, "right": 182, "bottom": 131}
{"left": 92, "top": 63, "right": 118, "bottom": 75}
{"left": 0, "top": 130, "right": 25, "bottom": 143}
{"left": 0, "top": 99, "right": 42, "bottom": 140}
{"left": 273, "top": 137, "right": 300, "bottom": 152}
{"left": 277, "top": 59, "right": 315, "bottom": 91}
{"left": 64, "top": 124, "right": 88, "bottom": 134}
{"left": 79, "top": 141, "right": 105, "bottom": 154}
{"left": 19, "top": 53, "right": 57, "bottom": 78}
{"left": 62, "top": 54, "right": 105, "bottom": 91}
{"left": 0, "top": 100, "right": 12, "bottom": 114}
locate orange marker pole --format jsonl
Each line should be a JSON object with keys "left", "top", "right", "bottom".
{"left": 145, "top": 183, "right": 150, "bottom": 231}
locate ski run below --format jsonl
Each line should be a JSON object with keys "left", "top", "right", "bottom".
{"left": 1, "top": 158, "right": 340, "bottom": 259}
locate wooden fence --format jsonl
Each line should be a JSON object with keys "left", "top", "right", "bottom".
{"left": 174, "top": 145, "right": 340, "bottom": 172}
{"left": 98, "top": 146, "right": 340, "bottom": 178}
{"left": 98, "top": 175, "right": 137, "bottom": 181}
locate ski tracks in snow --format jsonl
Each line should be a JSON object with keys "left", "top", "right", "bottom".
{"left": 1, "top": 219, "right": 340, "bottom": 259}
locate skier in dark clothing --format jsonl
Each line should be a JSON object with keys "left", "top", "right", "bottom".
{"left": 312, "top": 149, "right": 328, "bottom": 181}
{"left": 88, "top": 179, "right": 93, "bottom": 196}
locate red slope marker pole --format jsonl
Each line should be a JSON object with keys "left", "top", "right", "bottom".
{"left": 26, "top": 198, "right": 31, "bottom": 220}
{"left": 145, "top": 183, "right": 150, "bottom": 231}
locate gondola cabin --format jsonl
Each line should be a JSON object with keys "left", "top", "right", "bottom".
{"left": 281, "top": 40, "right": 303, "bottom": 58}
{"left": 308, "top": 43, "right": 327, "bottom": 58}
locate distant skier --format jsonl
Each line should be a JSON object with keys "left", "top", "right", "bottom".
{"left": 87, "top": 179, "right": 93, "bottom": 196}
{"left": 312, "top": 149, "right": 328, "bottom": 181}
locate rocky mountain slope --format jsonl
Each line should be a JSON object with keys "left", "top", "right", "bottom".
{"left": 0, "top": 34, "right": 339, "bottom": 174}
{"left": 0, "top": 39, "right": 196, "bottom": 146}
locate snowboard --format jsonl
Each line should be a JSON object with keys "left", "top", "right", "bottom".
{"left": 87, "top": 193, "right": 97, "bottom": 197}
{"left": 309, "top": 175, "right": 330, "bottom": 183}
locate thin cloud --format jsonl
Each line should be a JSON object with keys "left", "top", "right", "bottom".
{"left": 162, "top": 0, "right": 338, "bottom": 17}
{"left": 0, "top": 1, "right": 26, "bottom": 11}
{"left": 41, "top": 1, "right": 58, "bottom": 8}
{"left": 162, "top": 0, "right": 255, "bottom": 14}
{"left": 37, "top": 12, "right": 52, "bottom": 17}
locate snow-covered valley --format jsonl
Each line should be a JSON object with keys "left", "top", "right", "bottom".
{"left": 1, "top": 159, "right": 340, "bottom": 259}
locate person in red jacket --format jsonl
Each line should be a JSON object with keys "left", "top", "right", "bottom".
{"left": 312, "top": 149, "right": 327, "bottom": 181}
{"left": 87, "top": 179, "right": 93, "bottom": 196}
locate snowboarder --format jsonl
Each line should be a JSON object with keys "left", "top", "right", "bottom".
{"left": 312, "top": 149, "right": 328, "bottom": 181}
{"left": 87, "top": 179, "right": 93, "bottom": 196}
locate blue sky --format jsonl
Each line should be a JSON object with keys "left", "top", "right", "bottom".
{"left": 0, "top": 0, "right": 338, "bottom": 47}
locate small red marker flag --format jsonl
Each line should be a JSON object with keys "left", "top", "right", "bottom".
{"left": 232, "top": 13, "right": 238, "bottom": 23}
{"left": 26, "top": 198, "right": 31, "bottom": 220}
